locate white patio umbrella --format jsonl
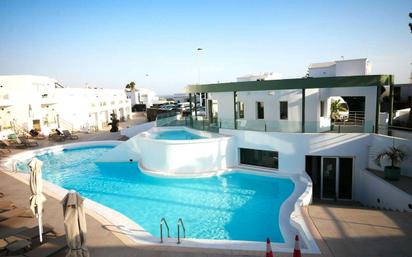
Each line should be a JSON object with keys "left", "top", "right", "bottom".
{"left": 62, "top": 190, "right": 89, "bottom": 257}
{"left": 28, "top": 157, "right": 47, "bottom": 243}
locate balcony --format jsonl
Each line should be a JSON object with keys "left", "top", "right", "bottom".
{"left": 156, "top": 112, "right": 373, "bottom": 133}
{"left": 40, "top": 93, "right": 58, "bottom": 105}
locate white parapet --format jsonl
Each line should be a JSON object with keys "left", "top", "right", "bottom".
{"left": 137, "top": 127, "right": 235, "bottom": 176}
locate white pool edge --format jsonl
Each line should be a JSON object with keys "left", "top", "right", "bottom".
{"left": 1, "top": 141, "right": 320, "bottom": 254}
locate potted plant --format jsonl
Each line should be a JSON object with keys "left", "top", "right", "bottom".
{"left": 375, "top": 145, "right": 408, "bottom": 181}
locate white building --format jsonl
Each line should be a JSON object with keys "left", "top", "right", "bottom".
{"left": 237, "top": 72, "right": 282, "bottom": 82}
{"left": 201, "top": 59, "right": 377, "bottom": 133}
{"left": 308, "top": 58, "right": 371, "bottom": 77}
{"left": 0, "top": 75, "right": 131, "bottom": 134}
{"left": 126, "top": 88, "right": 159, "bottom": 109}
{"left": 56, "top": 87, "right": 131, "bottom": 132}
{"left": 169, "top": 93, "right": 189, "bottom": 103}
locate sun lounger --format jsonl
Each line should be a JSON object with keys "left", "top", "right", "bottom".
{"left": 62, "top": 130, "right": 79, "bottom": 140}
{"left": 5, "top": 238, "right": 30, "bottom": 253}
{"left": 9, "top": 223, "right": 55, "bottom": 241}
{"left": 1, "top": 223, "right": 55, "bottom": 254}
{"left": 29, "top": 130, "right": 46, "bottom": 140}
{"left": 0, "top": 208, "right": 30, "bottom": 222}
{"left": 0, "top": 139, "right": 26, "bottom": 149}
{"left": 23, "top": 235, "right": 67, "bottom": 257}
{"left": 48, "top": 133, "right": 66, "bottom": 142}
{"left": 18, "top": 137, "right": 39, "bottom": 147}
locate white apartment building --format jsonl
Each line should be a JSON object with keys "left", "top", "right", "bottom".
{"left": 126, "top": 88, "right": 159, "bottom": 109}
{"left": 0, "top": 75, "right": 131, "bottom": 134}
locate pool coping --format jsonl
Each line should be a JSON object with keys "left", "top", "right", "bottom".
{"left": 1, "top": 140, "right": 320, "bottom": 254}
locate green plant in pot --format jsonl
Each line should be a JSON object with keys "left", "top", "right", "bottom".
{"left": 375, "top": 146, "right": 407, "bottom": 181}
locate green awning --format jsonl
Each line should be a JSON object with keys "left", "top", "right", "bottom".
{"left": 185, "top": 75, "right": 392, "bottom": 93}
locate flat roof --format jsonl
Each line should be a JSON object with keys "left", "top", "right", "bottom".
{"left": 185, "top": 75, "right": 392, "bottom": 93}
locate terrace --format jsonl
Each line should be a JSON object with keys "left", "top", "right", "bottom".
{"left": 173, "top": 75, "right": 395, "bottom": 134}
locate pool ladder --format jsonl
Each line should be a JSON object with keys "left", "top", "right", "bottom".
{"left": 159, "top": 217, "right": 186, "bottom": 244}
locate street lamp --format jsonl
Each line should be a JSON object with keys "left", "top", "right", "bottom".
{"left": 196, "top": 48, "right": 203, "bottom": 85}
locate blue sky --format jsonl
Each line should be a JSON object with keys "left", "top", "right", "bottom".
{"left": 0, "top": 0, "right": 411, "bottom": 94}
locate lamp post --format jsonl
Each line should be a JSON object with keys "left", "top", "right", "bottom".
{"left": 196, "top": 48, "right": 203, "bottom": 85}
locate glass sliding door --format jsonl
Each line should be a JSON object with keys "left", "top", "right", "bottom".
{"left": 321, "top": 157, "right": 353, "bottom": 200}
{"left": 322, "top": 157, "right": 337, "bottom": 199}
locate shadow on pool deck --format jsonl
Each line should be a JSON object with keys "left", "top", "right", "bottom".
{"left": 307, "top": 201, "right": 412, "bottom": 257}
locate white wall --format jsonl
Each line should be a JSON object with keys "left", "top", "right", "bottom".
{"left": 208, "top": 92, "right": 234, "bottom": 127}
{"left": 100, "top": 127, "right": 236, "bottom": 176}
{"left": 308, "top": 66, "right": 336, "bottom": 78}
{"left": 308, "top": 58, "right": 369, "bottom": 78}
{"left": 335, "top": 59, "right": 369, "bottom": 76}
{"left": 138, "top": 134, "right": 235, "bottom": 175}
{"left": 120, "top": 121, "right": 155, "bottom": 138}
{"left": 360, "top": 170, "right": 412, "bottom": 212}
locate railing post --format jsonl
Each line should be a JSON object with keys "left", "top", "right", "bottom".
{"left": 160, "top": 223, "right": 163, "bottom": 243}
{"left": 177, "top": 224, "right": 181, "bottom": 244}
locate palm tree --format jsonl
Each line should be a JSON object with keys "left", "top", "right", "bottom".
{"left": 330, "top": 99, "right": 348, "bottom": 121}
{"left": 375, "top": 146, "right": 407, "bottom": 168}
{"left": 125, "top": 81, "right": 136, "bottom": 92}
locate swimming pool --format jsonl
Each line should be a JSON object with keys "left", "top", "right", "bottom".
{"left": 154, "top": 130, "right": 205, "bottom": 140}
{"left": 16, "top": 145, "right": 295, "bottom": 242}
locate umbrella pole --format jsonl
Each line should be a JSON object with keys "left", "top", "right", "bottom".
{"left": 38, "top": 214, "right": 43, "bottom": 243}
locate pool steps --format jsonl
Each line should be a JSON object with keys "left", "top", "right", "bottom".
{"left": 160, "top": 217, "right": 187, "bottom": 244}
{"left": 159, "top": 217, "right": 170, "bottom": 243}
{"left": 177, "top": 218, "right": 186, "bottom": 244}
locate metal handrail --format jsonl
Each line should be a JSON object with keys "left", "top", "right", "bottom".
{"left": 177, "top": 218, "right": 186, "bottom": 244}
{"left": 160, "top": 218, "right": 170, "bottom": 243}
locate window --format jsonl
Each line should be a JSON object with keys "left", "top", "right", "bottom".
{"left": 240, "top": 148, "right": 278, "bottom": 169}
{"left": 280, "top": 101, "right": 288, "bottom": 120}
{"left": 257, "top": 101, "right": 264, "bottom": 119}
{"left": 238, "top": 102, "right": 245, "bottom": 119}
{"left": 320, "top": 101, "right": 325, "bottom": 117}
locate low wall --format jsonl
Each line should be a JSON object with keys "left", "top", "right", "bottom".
{"left": 359, "top": 170, "right": 412, "bottom": 212}
{"left": 138, "top": 128, "right": 235, "bottom": 175}
{"left": 120, "top": 122, "right": 155, "bottom": 138}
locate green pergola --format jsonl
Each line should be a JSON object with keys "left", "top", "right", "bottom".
{"left": 185, "top": 75, "right": 394, "bottom": 133}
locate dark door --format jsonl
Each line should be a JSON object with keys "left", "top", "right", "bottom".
{"left": 305, "top": 156, "right": 321, "bottom": 199}
{"left": 338, "top": 158, "right": 353, "bottom": 200}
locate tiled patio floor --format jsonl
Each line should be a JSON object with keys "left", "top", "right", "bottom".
{"left": 307, "top": 202, "right": 412, "bottom": 257}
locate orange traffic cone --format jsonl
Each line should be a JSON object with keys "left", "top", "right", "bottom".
{"left": 293, "top": 235, "right": 301, "bottom": 257}
{"left": 266, "top": 238, "right": 274, "bottom": 257}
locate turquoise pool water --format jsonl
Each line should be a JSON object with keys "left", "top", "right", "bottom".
{"left": 17, "top": 146, "right": 294, "bottom": 242}
{"left": 154, "top": 130, "right": 205, "bottom": 140}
